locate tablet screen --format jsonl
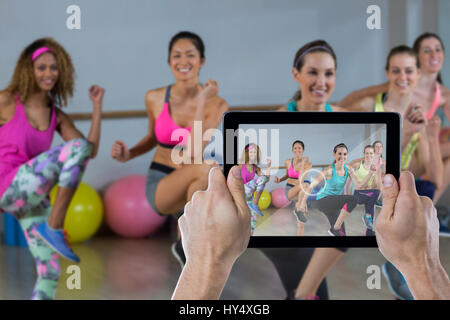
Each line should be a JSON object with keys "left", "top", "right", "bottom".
{"left": 223, "top": 112, "right": 400, "bottom": 247}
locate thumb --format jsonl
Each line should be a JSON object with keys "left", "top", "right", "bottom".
{"left": 227, "top": 166, "right": 249, "bottom": 217}
{"left": 397, "top": 171, "right": 418, "bottom": 195}
{"left": 379, "top": 174, "right": 399, "bottom": 221}
{"left": 116, "top": 140, "right": 127, "bottom": 149}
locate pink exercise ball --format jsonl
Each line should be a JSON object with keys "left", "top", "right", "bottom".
{"left": 104, "top": 175, "right": 166, "bottom": 238}
{"left": 271, "top": 188, "right": 291, "bottom": 208}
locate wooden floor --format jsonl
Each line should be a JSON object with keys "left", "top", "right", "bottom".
{"left": 253, "top": 204, "right": 379, "bottom": 236}
{"left": 1, "top": 208, "right": 449, "bottom": 300}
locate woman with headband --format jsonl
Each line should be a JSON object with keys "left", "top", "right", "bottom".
{"left": 0, "top": 38, "right": 104, "bottom": 299}
{"left": 111, "top": 31, "right": 228, "bottom": 266}
{"left": 279, "top": 40, "right": 346, "bottom": 112}
{"left": 239, "top": 143, "right": 272, "bottom": 234}
{"left": 274, "top": 140, "right": 312, "bottom": 236}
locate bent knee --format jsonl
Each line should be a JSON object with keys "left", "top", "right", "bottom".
{"left": 71, "top": 137, "right": 93, "bottom": 151}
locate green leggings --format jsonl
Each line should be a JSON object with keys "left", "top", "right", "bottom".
{"left": 1, "top": 138, "right": 92, "bottom": 299}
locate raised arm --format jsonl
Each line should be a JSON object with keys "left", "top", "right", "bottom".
{"left": 346, "top": 164, "right": 376, "bottom": 189}
{"left": 111, "top": 90, "right": 158, "bottom": 163}
{"left": 348, "top": 157, "right": 363, "bottom": 169}
{"left": 185, "top": 80, "right": 228, "bottom": 164}
{"left": 275, "top": 159, "right": 290, "bottom": 183}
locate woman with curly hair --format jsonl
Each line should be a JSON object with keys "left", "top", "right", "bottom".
{"left": 0, "top": 38, "right": 104, "bottom": 299}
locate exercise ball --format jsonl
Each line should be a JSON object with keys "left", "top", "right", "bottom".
{"left": 50, "top": 182, "right": 103, "bottom": 244}
{"left": 254, "top": 190, "right": 271, "bottom": 210}
{"left": 271, "top": 188, "right": 291, "bottom": 208}
{"left": 104, "top": 175, "right": 166, "bottom": 238}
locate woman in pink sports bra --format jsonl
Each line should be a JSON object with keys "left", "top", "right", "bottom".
{"left": 274, "top": 140, "right": 312, "bottom": 236}
{"left": 111, "top": 31, "right": 228, "bottom": 264}
{"left": 0, "top": 38, "right": 104, "bottom": 299}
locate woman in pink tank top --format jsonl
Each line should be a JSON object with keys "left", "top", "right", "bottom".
{"left": 239, "top": 143, "right": 272, "bottom": 234}
{"left": 0, "top": 38, "right": 104, "bottom": 299}
{"left": 110, "top": 32, "right": 228, "bottom": 264}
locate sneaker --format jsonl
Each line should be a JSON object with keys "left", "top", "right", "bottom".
{"left": 328, "top": 227, "right": 345, "bottom": 236}
{"left": 171, "top": 239, "right": 186, "bottom": 269}
{"left": 248, "top": 202, "right": 263, "bottom": 217}
{"left": 363, "top": 214, "right": 374, "bottom": 230}
{"left": 36, "top": 222, "right": 80, "bottom": 263}
{"left": 382, "top": 262, "right": 414, "bottom": 300}
{"left": 365, "top": 228, "right": 376, "bottom": 236}
{"left": 292, "top": 208, "right": 307, "bottom": 223}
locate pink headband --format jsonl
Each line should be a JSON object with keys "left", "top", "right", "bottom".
{"left": 31, "top": 47, "right": 54, "bottom": 61}
{"left": 248, "top": 145, "right": 256, "bottom": 150}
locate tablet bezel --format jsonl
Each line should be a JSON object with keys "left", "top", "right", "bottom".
{"left": 223, "top": 111, "right": 401, "bottom": 248}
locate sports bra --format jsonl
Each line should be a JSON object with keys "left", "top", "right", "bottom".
{"left": 374, "top": 93, "right": 419, "bottom": 170}
{"left": 154, "top": 85, "right": 192, "bottom": 148}
{"left": 287, "top": 101, "right": 333, "bottom": 112}
{"left": 288, "top": 159, "right": 300, "bottom": 179}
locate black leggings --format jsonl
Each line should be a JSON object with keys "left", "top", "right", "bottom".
{"left": 313, "top": 195, "right": 357, "bottom": 230}
{"left": 353, "top": 189, "right": 380, "bottom": 218}
{"left": 261, "top": 248, "right": 329, "bottom": 299}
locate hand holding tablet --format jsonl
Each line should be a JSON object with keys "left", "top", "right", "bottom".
{"left": 376, "top": 172, "right": 450, "bottom": 299}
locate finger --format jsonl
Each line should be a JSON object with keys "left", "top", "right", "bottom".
{"left": 397, "top": 171, "right": 418, "bottom": 195}
{"left": 190, "top": 190, "right": 206, "bottom": 207}
{"left": 226, "top": 165, "right": 248, "bottom": 218}
{"left": 206, "top": 166, "right": 227, "bottom": 193}
{"left": 115, "top": 140, "right": 126, "bottom": 147}
{"left": 379, "top": 174, "right": 399, "bottom": 221}
{"left": 183, "top": 201, "right": 192, "bottom": 218}
{"left": 178, "top": 215, "right": 187, "bottom": 237}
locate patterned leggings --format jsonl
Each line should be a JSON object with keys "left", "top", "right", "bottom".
{"left": 0, "top": 138, "right": 92, "bottom": 299}
{"left": 244, "top": 174, "right": 268, "bottom": 234}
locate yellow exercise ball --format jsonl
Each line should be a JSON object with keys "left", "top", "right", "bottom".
{"left": 254, "top": 190, "right": 272, "bottom": 210}
{"left": 50, "top": 182, "right": 104, "bottom": 244}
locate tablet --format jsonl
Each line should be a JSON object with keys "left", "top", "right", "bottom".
{"left": 223, "top": 112, "right": 401, "bottom": 247}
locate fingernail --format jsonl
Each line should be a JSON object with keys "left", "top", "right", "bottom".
{"left": 384, "top": 175, "right": 393, "bottom": 187}
{"left": 232, "top": 166, "right": 241, "bottom": 179}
